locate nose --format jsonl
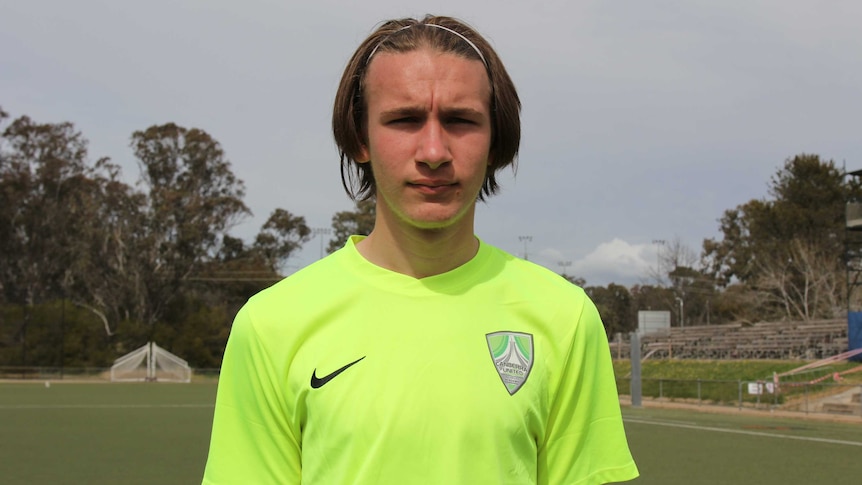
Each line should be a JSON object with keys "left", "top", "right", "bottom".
{"left": 416, "top": 119, "right": 451, "bottom": 170}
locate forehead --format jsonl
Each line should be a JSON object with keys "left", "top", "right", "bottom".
{"left": 363, "top": 49, "right": 491, "bottom": 108}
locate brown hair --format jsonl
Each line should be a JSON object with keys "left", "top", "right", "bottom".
{"left": 332, "top": 15, "right": 521, "bottom": 201}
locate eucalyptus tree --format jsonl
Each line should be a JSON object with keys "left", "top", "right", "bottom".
{"left": 585, "top": 283, "right": 634, "bottom": 337}
{"left": 130, "top": 123, "right": 250, "bottom": 331}
{"left": 253, "top": 208, "right": 311, "bottom": 273}
{"left": 0, "top": 111, "right": 131, "bottom": 362}
{"left": 327, "top": 199, "right": 376, "bottom": 253}
{"left": 702, "top": 154, "right": 862, "bottom": 320}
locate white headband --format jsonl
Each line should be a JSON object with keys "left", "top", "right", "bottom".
{"left": 366, "top": 23, "right": 487, "bottom": 67}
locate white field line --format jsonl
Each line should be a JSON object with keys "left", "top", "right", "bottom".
{"left": 0, "top": 403, "right": 213, "bottom": 409}
{"left": 625, "top": 417, "right": 862, "bottom": 447}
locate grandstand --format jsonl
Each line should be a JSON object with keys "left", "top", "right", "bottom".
{"left": 610, "top": 319, "right": 849, "bottom": 360}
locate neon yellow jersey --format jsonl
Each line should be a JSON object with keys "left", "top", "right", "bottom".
{"left": 203, "top": 236, "right": 638, "bottom": 485}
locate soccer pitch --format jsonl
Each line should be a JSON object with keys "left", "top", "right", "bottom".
{"left": 0, "top": 381, "right": 216, "bottom": 485}
{"left": 623, "top": 406, "right": 862, "bottom": 485}
{"left": 1, "top": 381, "right": 861, "bottom": 484}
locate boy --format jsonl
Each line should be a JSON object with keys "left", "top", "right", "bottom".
{"left": 203, "top": 15, "right": 638, "bottom": 484}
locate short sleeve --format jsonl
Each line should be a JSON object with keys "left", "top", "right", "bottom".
{"left": 202, "top": 305, "right": 301, "bottom": 485}
{"left": 537, "top": 297, "right": 639, "bottom": 484}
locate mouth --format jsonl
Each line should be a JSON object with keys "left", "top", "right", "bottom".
{"left": 408, "top": 180, "right": 458, "bottom": 195}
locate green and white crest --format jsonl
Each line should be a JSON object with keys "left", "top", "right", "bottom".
{"left": 486, "top": 331, "right": 533, "bottom": 395}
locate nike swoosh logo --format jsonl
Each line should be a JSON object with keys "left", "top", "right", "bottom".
{"left": 310, "top": 356, "right": 365, "bottom": 389}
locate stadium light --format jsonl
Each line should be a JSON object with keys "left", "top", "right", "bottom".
{"left": 312, "top": 227, "right": 332, "bottom": 259}
{"left": 519, "top": 235, "right": 533, "bottom": 260}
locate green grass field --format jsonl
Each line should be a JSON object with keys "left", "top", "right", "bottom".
{"left": 0, "top": 382, "right": 216, "bottom": 485}
{"left": 624, "top": 406, "right": 862, "bottom": 484}
{"left": 1, "top": 381, "right": 860, "bottom": 484}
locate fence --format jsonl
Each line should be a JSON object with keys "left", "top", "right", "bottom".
{"left": 6, "top": 366, "right": 861, "bottom": 418}
{"left": 0, "top": 366, "right": 221, "bottom": 381}
{"left": 616, "top": 377, "right": 862, "bottom": 418}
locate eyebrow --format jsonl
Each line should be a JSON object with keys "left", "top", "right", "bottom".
{"left": 378, "top": 106, "right": 487, "bottom": 119}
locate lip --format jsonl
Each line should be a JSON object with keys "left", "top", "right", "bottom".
{"left": 407, "top": 179, "right": 458, "bottom": 195}
{"left": 409, "top": 178, "right": 456, "bottom": 187}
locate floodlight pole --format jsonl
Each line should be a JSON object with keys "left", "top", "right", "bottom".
{"left": 519, "top": 235, "right": 533, "bottom": 260}
{"left": 675, "top": 296, "right": 684, "bottom": 327}
{"left": 312, "top": 227, "right": 332, "bottom": 260}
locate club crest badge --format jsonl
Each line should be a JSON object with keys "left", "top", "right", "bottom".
{"left": 486, "top": 331, "right": 533, "bottom": 395}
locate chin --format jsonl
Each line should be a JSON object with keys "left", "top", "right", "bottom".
{"left": 405, "top": 212, "right": 468, "bottom": 231}
{"left": 387, "top": 200, "right": 476, "bottom": 231}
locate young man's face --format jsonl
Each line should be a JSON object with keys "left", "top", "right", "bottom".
{"left": 359, "top": 48, "right": 492, "bottom": 232}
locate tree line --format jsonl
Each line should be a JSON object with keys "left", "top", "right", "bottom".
{"left": 1, "top": 106, "right": 857, "bottom": 368}
{"left": 0, "top": 108, "right": 318, "bottom": 368}
{"left": 583, "top": 153, "right": 862, "bottom": 338}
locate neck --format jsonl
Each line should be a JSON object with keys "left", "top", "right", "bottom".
{"left": 356, "top": 213, "right": 479, "bottom": 279}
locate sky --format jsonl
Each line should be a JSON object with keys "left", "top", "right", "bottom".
{"left": 2, "top": 0, "right": 860, "bottom": 286}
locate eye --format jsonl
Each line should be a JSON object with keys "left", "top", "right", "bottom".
{"left": 388, "top": 116, "right": 420, "bottom": 125}
{"left": 444, "top": 114, "right": 483, "bottom": 127}
{"left": 448, "top": 117, "right": 474, "bottom": 125}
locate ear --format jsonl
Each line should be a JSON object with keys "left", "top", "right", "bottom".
{"left": 356, "top": 144, "right": 371, "bottom": 163}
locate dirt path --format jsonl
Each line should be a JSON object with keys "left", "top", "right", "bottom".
{"left": 620, "top": 396, "right": 862, "bottom": 424}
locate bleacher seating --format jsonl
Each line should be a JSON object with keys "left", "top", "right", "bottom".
{"left": 609, "top": 319, "right": 849, "bottom": 360}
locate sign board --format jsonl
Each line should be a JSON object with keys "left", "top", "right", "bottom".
{"left": 638, "top": 311, "right": 671, "bottom": 335}
{"left": 747, "top": 382, "right": 775, "bottom": 395}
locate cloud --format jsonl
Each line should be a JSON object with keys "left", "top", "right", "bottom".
{"left": 545, "top": 239, "right": 656, "bottom": 287}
